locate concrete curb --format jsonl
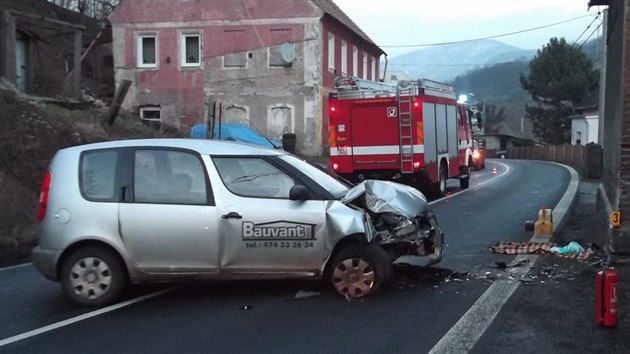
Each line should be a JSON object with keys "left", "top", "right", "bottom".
{"left": 530, "top": 162, "right": 580, "bottom": 243}
{"left": 551, "top": 163, "right": 580, "bottom": 234}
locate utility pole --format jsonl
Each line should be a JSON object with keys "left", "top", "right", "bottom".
{"left": 598, "top": 9, "right": 607, "bottom": 144}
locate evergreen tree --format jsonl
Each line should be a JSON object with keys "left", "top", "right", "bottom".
{"left": 520, "top": 37, "right": 598, "bottom": 144}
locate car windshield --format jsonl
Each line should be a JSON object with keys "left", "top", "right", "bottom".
{"left": 279, "top": 155, "right": 349, "bottom": 199}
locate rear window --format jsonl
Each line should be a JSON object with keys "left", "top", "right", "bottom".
{"left": 80, "top": 150, "right": 119, "bottom": 201}
{"left": 134, "top": 149, "right": 208, "bottom": 205}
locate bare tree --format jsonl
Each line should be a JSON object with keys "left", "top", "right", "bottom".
{"left": 46, "top": 0, "right": 120, "bottom": 19}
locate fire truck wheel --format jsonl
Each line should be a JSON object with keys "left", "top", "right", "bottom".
{"left": 435, "top": 164, "right": 447, "bottom": 197}
{"left": 460, "top": 175, "right": 470, "bottom": 189}
{"left": 460, "top": 166, "right": 471, "bottom": 189}
{"left": 329, "top": 243, "right": 392, "bottom": 298}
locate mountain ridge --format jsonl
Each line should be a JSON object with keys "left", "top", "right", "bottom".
{"left": 383, "top": 39, "right": 535, "bottom": 82}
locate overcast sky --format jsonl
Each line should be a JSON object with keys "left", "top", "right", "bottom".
{"left": 333, "top": 0, "right": 606, "bottom": 58}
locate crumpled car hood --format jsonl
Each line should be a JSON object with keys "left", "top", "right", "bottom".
{"left": 340, "top": 180, "right": 429, "bottom": 218}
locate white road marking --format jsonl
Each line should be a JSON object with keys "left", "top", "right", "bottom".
{"left": 0, "top": 263, "right": 31, "bottom": 272}
{"left": 429, "top": 161, "right": 511, "bottom": 205}
{"left": 428, "top": 255, "right": 538, "bottom": 354}
{"left": 0, "top": 287, "right": 178, "bottom": 348}
{"left": 428, "top": 161, "right": 578, "bottom": 353}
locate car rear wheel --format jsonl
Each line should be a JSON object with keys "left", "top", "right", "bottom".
{"left": 329, "top": 243, "right": 392, "bottom": 298}
{"left": 60, "top": 246, "right": 126, "bottom": 307}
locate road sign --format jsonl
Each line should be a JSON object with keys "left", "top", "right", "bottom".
{"left": 611, "top": 211, "right": 621, "bottom": 227}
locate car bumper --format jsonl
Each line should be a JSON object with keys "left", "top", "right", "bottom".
{"left": 31, "top": 246, "right": 61, "bottom": 281}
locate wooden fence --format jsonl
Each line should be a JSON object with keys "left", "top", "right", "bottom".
{"left": 504, "top": 144, "right": 603, "bottom": 179}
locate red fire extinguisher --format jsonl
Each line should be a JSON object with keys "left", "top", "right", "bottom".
{"left": 596, "top": 267, "right": 618, "bottom": 327}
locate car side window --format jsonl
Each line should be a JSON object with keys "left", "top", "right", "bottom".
{"left": 134, "top": 149, "right": 208, "bottom": 205}
{"left": 80, "top": 149, "right": 119, "bottom": 201}
{"left": 213, "top": 157, "right": 295, "bottom": 198}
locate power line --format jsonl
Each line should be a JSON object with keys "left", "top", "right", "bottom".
{"left": 379, "top": 14, "right": 596, "bottom": 48}
{"left": 578, "top": 22, "right": 603, "bottom": 50}
{"left": 570, "top": 12, "right": 601, "bottom": 48}
{"left": 387, "top": 60, "right": 529, "bottom": 68}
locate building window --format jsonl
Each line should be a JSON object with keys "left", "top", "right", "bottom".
{"left": 362, "top": 52, "right": 367, "bottom": 79}
{"left": 225, "top": 104, "right": 249, "bottom": 125}
{"left": 371, "top": 56, "right": 376, "bottom": 81}
{"left": 137, "top": 33, "right": 157, "bottom": 68}
{"left": 341, "top": 40, "right": 347, "bottom": 75}
{"left": 140, "top": 106, "right": 161, "bottom": 121}
{"left": 223, "top": 52, "right": 247, "bottom": 68}
{"left": 352, "top": 46, "right": 358, "bottom": 77}
{"left": 268, "top": 104, "right": 294, "bottom": 140}
{"left": 328, "top": 33, "right": 335, "bottom": 71}
{"left": 180, "top": 32, "right": 201, "bottom": 67}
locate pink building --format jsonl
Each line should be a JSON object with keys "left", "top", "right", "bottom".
{"left": 109, "top": 0, "right": 384, "bottom": 155}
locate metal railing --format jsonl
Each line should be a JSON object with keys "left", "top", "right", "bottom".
{"left": 505, "top": 143, "right": 603, "bottom": 179}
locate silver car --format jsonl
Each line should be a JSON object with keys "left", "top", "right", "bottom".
{"left": 32, "top": 139, "right": 444, "bottom": 306}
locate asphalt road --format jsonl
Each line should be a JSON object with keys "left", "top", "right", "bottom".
{"left": 0, "top": 159, "right": 571, "bottom": 354}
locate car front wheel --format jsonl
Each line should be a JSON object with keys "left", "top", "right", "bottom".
{"left": 329, "top": 243, "right": 392, "bottom": 298}
{"left": 60, "top": 246, "right": 126, "bottom": 307}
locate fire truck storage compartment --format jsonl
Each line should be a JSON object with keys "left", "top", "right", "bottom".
{"left": 423, "top": 102, "right": 458, "bottom": 172}
{"left": 351, "top": 101, "right": 400, "bottom": 168}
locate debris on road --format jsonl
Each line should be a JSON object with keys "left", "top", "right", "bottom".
{"left": 550, "top": 241, "right": 584, "bottom": 255}
{"left": 495, "top": 259, "right": 530, "bottom": 269}
{"left": 294, "top": 290, "right": 321, "bottom": 300}
{"left": 489, "top": 241, "right": 597, "bottom": 260}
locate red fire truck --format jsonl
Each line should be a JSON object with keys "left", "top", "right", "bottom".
{"left": 328, "top": 77, "right": 476, "bottom": 196}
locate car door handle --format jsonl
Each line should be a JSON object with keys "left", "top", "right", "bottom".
{"left": 221, "top": 212, "right": 243, "bottom": 219}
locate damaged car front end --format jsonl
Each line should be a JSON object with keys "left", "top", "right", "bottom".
{"left": 322, "top": 179, "right": 444, "bottom": 298}
{"left": 341, "top": 180, "right": 444, "bottom": 266}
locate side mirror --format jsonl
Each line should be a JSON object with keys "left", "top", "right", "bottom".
{"left": 476, "top": 112, "right": 483, "bottom": 129}
{"left": 289, "top": 185, "right": 311, "bottom": 201}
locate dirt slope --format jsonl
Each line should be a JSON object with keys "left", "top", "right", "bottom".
{"left": 0, "top": 81, "right": 182, "bottom": 264}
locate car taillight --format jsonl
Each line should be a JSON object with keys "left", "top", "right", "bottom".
{"left": 332, "top": 163, "right": 339, "bottom": 171}
{"left": 473, "top": 151, "right": 480, "bottom": 159}
{"left": 37, "top": 171, "right": 52, "bottom": 223}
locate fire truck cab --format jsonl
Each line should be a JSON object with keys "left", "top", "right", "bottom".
{"left": 328, "top": 77, "right": 476, "bottom": 196}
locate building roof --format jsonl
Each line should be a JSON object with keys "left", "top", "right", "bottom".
{"left": 312, "top": 0, "right": 384, "bottom": 55}
{"left": 0, "top": 0, "right": 111, "bottom": 44}
{"left": 588, "top": 0, "right": 609, "bottom": 8}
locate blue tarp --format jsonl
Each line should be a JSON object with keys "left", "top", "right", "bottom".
{"left": 190, "top": 123, "right": 282, "bottom": 149}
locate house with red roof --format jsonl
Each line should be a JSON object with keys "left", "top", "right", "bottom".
{"left": 109, "top": 0, "right": 385, "bottom": 155}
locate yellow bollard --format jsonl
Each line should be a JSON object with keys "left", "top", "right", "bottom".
{"left": 534, "top": 207, "right": 553, "bottom": 237}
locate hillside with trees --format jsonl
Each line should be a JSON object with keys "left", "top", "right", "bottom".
{"left": 386, "top": 39, "right": 535, "bottom": 83}
{"left": 450, "top": 36, "right": 602, "bottom": 142}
